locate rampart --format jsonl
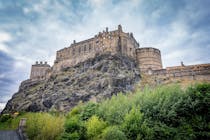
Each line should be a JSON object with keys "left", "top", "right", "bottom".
{"left": 149, "top": 63, "right": 210, "bottom": 82}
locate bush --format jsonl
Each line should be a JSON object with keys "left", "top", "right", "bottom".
{"left": 81, "top": 102, "right": 98, "bottom": 120}
{"left": 122, "top": 107, "right": 145, "bottom": 139}
{"left": 86, "top": 115, "right": 107, "bottom": 139}
{"left": 97, "top": 94, "right": 132, "bottom": 124}
{"left": 25, "top": 113, "right": 64, "bottom": 140}
{"left": 67, "top": 104, "right": 83, "bottom": 118}
{"left": 61, "top": 114, "right": 86, "bottom": 140}
{"left": 61, "top": 132, "right": 80, "bottom": 140}
{"left": 0, "top": 114, "right": 12, "bottom": 122}
{"left": 102, "top": 126, "right": 127, "bottom": 140}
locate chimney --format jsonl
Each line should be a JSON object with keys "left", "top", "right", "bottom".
{"left": 35, "top": 61, "right": 38, "bottom": 64}
{"left": 130, "top": 32, "right": 133, "bottom": 38}
{"left": 40, "top": 61, "right": 43, "bottom": 64}
{"left": 106, "top": 27, "right": 108, "bottom": 32}
{"left": 118, "top": 24, "right": 122, "bottom": 32}
{"left": 73, "top": 40, "right": 76, "bottom": 44}
{"left": 181, "top": 61, "right": 185, "bottom": 66}
{"left": 45, "top": 61, "right": 47, "bottom": 64}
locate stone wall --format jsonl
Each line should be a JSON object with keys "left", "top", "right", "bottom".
{"left": 136, "top": 47, "right": 163, "bottom": 72}
{"left": 149, "top": 63, "right": 210, "bottom": 83}
{"left": 30, "top": 61, "right": 51, "bottom": 80}
{"left": 53, "top": 25, "right": 139, "bottom": 71}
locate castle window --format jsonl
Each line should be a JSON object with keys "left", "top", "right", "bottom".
{"left": 130, "top": 48, "right": 132, "bottom": 51}
{"left": 89, "top": 44, "right": 91, "bottom": 51}
{"left": 79, "top": 47, "right": 81, "bottom": 54}
{"left": 72, "top": 48, "right": 75, "bottom": 55}
{"left": 84, "top": 45, "right": 86, "bottom": 52}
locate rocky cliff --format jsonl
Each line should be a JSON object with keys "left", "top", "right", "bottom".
{"left": 3, "top": 54, "right": 140, "bottom": 113}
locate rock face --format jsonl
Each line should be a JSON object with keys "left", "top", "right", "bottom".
{"left": 2, "top": 54, "right": 140, "bottom": 113}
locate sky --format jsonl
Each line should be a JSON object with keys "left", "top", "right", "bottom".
{"left": 0, "top": 0, "right": 210, "bottom": 111}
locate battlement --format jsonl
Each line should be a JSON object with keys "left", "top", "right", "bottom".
{"left": 33, "top": 61, "right": 50, "bottom": 67}
{"left": 30, "top": 61, "right": 51, "bottom": 80}
{"left": 148, "top": 63, "right": 210, "bottom": 83}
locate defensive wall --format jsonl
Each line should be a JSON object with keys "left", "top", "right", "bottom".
{"left": 148, "top": 63, "right": 210, "bottom": 83}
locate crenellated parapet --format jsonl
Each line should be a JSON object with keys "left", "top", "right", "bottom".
{"left": 30, "top": 61, "right": 51, "bottom": 80}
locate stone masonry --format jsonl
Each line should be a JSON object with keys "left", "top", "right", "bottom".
{"left": 53, "top": 25, "right": 139, "bottom": 71}
{"left": 29, "top": 25, "right": 210, "bottom": 82}
{"left": 30, "top": 61, "right": 51, "bottom": 80}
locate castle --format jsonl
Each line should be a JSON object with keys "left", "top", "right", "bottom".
{"left": 29, "top": 25, "right": 210, "bottom": 82}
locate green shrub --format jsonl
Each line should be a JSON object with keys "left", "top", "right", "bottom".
{"left": 25, "top": 113, "right": 64, "bottom": 140}
{"left": 86, "top": 115, "right": 107, "bottom": 139}
{"left": 67, "top": 104, "right": 83, "bottom": 118}
{"left": 61, "top": 115, "right": 86, "bottom": 140}
{"left": 65, "top": 116, "right": 81, "bottom": 133}
{"left": 0, "top": 114, "right": 12, "bottom": 122}
{"left": 61, "top": 132, "right": 80, "bottom": 140}
{"left": 102, "top": 126, "right": 127, "bottom": 140}
{"left": 122, "top": 107, "right": 145, "bottom": 139}
{"left": 81, "top": 102, "right": 98, "bottom": 120}
{"left": 97, "top": 94, "right": 132, "bottom": 124}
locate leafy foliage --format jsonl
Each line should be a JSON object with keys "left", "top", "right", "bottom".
{"left": 0, "top": 114, "right": 12, "bottom": 122}
{"left": 102, "top": 126, "right": 126, "bottom": 140}
{"left": 25, "top": 113, "right": 64, "bottom": 140}
{"left": 81, "top": 102, "right": 98, "bottom": 121}
{"left": 1, "top": 83, "right": 210, "bottom": 140}
{"left": 86, "top": 115, "right": 107, "bottom": 139}
{"left": 97, "top": 93, "right": 132, "bottom": 124}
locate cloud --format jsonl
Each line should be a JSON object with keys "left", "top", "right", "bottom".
{"left": 0, "top": 32, "right": 12, "bottom": 53}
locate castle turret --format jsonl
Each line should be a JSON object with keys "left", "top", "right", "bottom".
{"left": 136, "top": 47, "right": 163, "bottom": 73}
{"left": 30, "top": 61, "right": 51, "bottom": 80}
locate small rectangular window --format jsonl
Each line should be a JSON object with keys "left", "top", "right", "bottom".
{"left": 89, "top": 44, "right": 91, "bottom": 51}
{"left": 84, "top": 45, "right": 86, "bottom": 52}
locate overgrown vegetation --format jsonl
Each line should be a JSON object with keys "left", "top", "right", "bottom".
{"left": 0, "top": 83, "right": 209, "bottom": 140}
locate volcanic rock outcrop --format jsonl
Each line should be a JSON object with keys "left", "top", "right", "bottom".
{"left": 3, "top": 54, "right": 140, "bottom": 113}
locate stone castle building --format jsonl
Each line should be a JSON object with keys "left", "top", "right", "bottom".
{"left": 30, "top": 61, "right": 50, "bottom": 80}
{"left": 29, "top": 25, "right": 210, "bottom": 82}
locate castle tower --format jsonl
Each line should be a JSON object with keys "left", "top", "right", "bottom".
{"left": 136, "top": 47, "right": 163, "bottom": 73}
{"left": 30, "top": 61, "right": 51, "bottom": 80}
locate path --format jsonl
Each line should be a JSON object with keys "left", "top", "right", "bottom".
{"left": 0, "top": 130, "right": 20, "bottom": 140}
